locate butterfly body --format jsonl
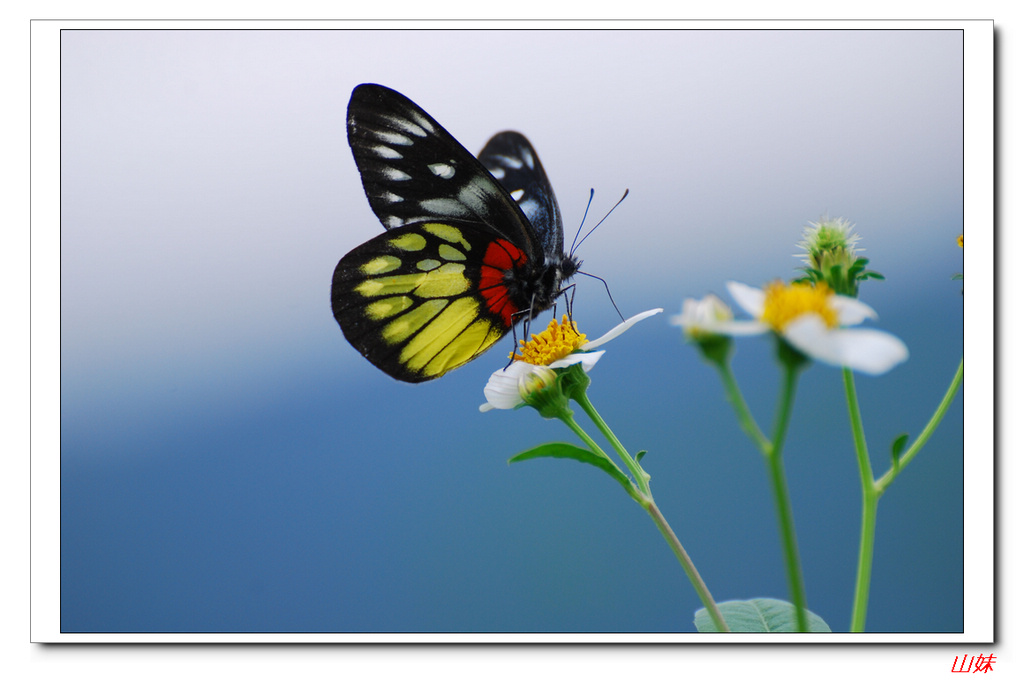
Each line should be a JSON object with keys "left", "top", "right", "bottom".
{"left": 332, "top": 84, "right": 577, "bottom": 382}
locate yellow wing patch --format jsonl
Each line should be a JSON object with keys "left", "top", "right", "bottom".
{"left": 383, "top": 299, "right": 448, "bottom": 343}
{"left": 437, "top": 244, "right": 466, "bottom": 261}
{"left": 361, "top": 255, "right": 402, "bottom": 275}
{"left": 388, "top": 233, "right": 427, "bottom": 251}
{"left": 353, "top": 264, "right": 470, "bottom": 299}
{"left": 422, "top": 223, "right": 471, "bottom": 250}
{"left": 364, "top": 295, "right": 414, "bottom": 321}
{"left": 423, "top": 319, "right": 502, "bottom": 377}
{"left": 398, "top": 297, "right": 500, "bottom": 375}
{"left": 416, "top": 258, "right": 442, "bottom": 271}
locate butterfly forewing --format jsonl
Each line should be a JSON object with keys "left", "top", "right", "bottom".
{"left": 347, "top": 84, "right": 540, "bottom": 257}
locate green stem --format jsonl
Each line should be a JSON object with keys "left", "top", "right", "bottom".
{"left": 848, "top": 357, "right": 964, "bottom": 631}
{"left": 556, "top": 412, "right": 641, "bottom": 504}
{"left": 877, "top": 356, "right": 964, "bottom": 492}
{"left": 767, "top": 363, "right": 809, "bottom": 633}
{"left": 715, "top": 360, "right": 772, "bottom": 455}
{"left": 571, "top": 392, "right": 728, "bottom": 632}
{"left": 644, "top": 498, "right": 730, "bottom": 633}
{"left": 844, "top": 367, "right": 877, "bottom": 632}
{"left": 574, "top": 391, "right": 651, "bottom": 497}
{"left": 850, "top": 487, "right": 879, "bottom": 633}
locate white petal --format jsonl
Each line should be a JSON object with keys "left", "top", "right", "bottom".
{"left": 480, "top": 362, "right": 535, "bottom": 411}
{"left": 549, "top": 349, "right": 605, "bottom": 371}
{"left": 783, "top": 315, "right": 909, "bottom": 375}
{"left": 831, "top": 295, "right": 878, "bottom": 326}
{"left": 725, "top": 281, "right": 766, "bottom": 318}
{"left": 670, "top": 295, "right": 728, "bottom": 328}
{"left": 709, "top": 320, "right": 770, "bottom": 336}
{"left": 581, "top": 309, "right": 662, "bottom": 350}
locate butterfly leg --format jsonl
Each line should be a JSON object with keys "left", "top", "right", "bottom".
{"left": 504, "top": 308, "right": 534, "bottom": 370}
{"left": 562, "top": 283, "right": 577, "bottom": 321}
{"left": 504, "top": 322, "right": 522, "bottom": 370}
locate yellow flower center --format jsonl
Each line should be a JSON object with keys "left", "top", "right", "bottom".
{"left": 957, "top": 234, "right": 964, "bottom": 248}
{"left": 511, "top": 315, "right": 588, "bottom": 365}
{"left": 761, "top": 281, "right": 839, "bottom": 331}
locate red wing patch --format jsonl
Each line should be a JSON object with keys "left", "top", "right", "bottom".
{"left": 479, "top": 239, "right": 528, "bottom": 327}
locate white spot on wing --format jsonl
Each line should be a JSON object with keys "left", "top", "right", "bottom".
{"left": 381, "top": 191, "right": 403, "bottom": 203}
{"left": 518, "top": 197, "right": 540, "bottom": 216}
{"left": 428, "top": 162, "right": 456, "bottom": 179}
{"left": 509, "top": 189, "right": 525, "bottom": 201}
{"left": 374, "top": 145, "right": 402, "bottom": 159}
{"left": 488, "top": 166, "right": 505, "bottom": 179}
{"left": 385, "top": 114, "right": 427, "bottom": 137}
{"left": 458, "top": 177, "right": 492, "bottom": 215}
{"left": 383, "top": 214, "right": 405, "bottom": 228}
{"left": 521, "top": 148, "right": 535, "bottom": 170}
{"left": 419, "top": 197, "right": 471, "bottom": 217}
{"left": 407, "top": 110, "right": 437, "bottom": 135}
{"left": 495, "top": 154, "right": 523, "bottom": 169}
{"left": 382, "top": 168, "right": 412, "bottom": 181}
{"left": 372, "top": 130, "right": 413, "bottom": 146}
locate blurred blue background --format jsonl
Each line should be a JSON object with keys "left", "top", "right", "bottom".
{"left": 60, "top": 29, "right": 964, "bottom": 633}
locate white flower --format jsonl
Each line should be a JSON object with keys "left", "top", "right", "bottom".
{"left": 670, "top": 293, "right": 762, "bottom": 339}
{"left": 720, "top": 281, "right": 908, "bottom": 375}
{"left": 480, "top": 309, "right": 663, "bottom": 412}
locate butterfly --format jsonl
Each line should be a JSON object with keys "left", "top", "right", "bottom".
{"left": 331, "top": 84, "right": 580, "bottom": 382}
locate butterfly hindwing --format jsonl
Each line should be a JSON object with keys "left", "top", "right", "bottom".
{"left": 331, "top": 221, "right": 531, "bottom": 383}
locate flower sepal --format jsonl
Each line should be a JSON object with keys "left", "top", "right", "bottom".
{"left": 519, "top": 366, "right": 574, "bottom": 420}
{"left": 558, "top": 359, "right": 593, "bottom": 402}
{"left": 775, "top": 335, "right": 811, "bottom": 372}
{"left": 794, "top": 257, "right": 884, "bottom": 299}
{"left": 696, "top": 334, "right": 733, "bottom": 366}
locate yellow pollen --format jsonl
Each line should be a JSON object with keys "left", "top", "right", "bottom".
{"left": 510, "top": 315, "right": 588, "bottom": 365}
{"left": 761, "top": 281, "right": 839, "bottom": 331}
{"left": 957, "top": 234, "right": 964, "bottom": 248}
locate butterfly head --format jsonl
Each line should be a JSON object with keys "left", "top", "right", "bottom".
{"left": 506, "top": 252, "right": 581, "bottom": 324}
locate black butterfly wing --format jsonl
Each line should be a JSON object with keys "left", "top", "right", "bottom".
{"left": 346, "top": 84, "right": 542, "bottom": 260}
{"left": 478, "top": 131, "right": 564, "bottom": 259}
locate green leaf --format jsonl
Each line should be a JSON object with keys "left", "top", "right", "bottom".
{"left": 891, "top": 432, "right": 909, "bottom": 469}
{"left": 862, "top": 271, "right": 885, "bottom": 280}
{"left": 509, "top": 442, "right": 633, "bottom": 493}
{"left": 694, "top": 598, "right": 832, "bottom": 633}
{"left": 636, "top": 449, "right": 647, "bottom": 463}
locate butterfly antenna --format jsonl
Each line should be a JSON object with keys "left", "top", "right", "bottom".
{"left": 578, "top": 270, "right": 625, "bottom": 322}
{"left": 571, "top": 189, "right": 629, "bottom": 257}
{"left": 569, "top": 189, "right": 596, "bottom": 254}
